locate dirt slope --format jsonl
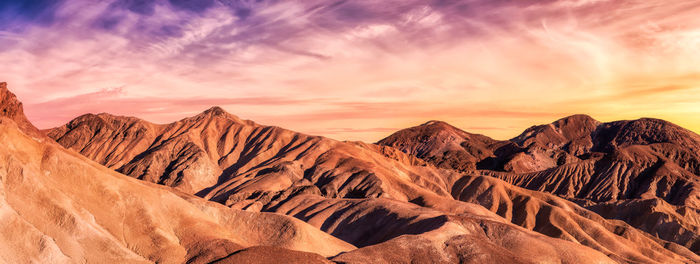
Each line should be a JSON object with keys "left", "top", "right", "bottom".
{"left": 379, "top": 115, "right": 700, "bottom": 254}
{"left": 0, "top": 83, "right": 355, "bottom": 263}
{"left": 0, "top": 82, "right": 625, "bottom": 263}
{"left": 47, "top": 99, "right": 699, "bottom": 262}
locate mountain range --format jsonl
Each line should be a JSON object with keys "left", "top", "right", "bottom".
{"left": 0, "top": 81, "right": 697, "bottom": 263}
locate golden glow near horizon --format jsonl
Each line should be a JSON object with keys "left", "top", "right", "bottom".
{"left": 0, "top": 0, "right": 699, "bottom": 141}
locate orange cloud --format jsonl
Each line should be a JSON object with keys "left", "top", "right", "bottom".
{"left": 0, "top": 0, "right": 698, "bottom": 142}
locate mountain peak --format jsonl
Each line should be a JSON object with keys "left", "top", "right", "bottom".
{"left": 416, "top": 120, "right": 465, "bottom": 133}
{"left": 555, "top": 114, "right": 598, "bottom": 125}
{"left": 203, "top": 106, "right": 227, "bottom": 115}
{"left": 421, "top": 120, "right": 448, "bottom": 126}
{"left": 597, "top": 117, "right": 700, "bottom": 150}
{"left": 378, "top": 120, "right": 499, "bottom": 171}
{"left": 552, "top": 114, "right": 600, "bottom": 136}
{"left": 64, "top": 112, "right": 151, "bottom": 130}
{"left": 194, "top": 106, "right": 233, "bottom": 119}
{"left": 0, "top": 82, "right": 41, "bottom": 137}
{"left": 190, "top": 106, "right": 252, "bottom": 125}
{"left": 513, "top": 114, "right": 600, "bottom": 145}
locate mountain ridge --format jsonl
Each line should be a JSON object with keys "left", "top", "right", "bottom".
{"left": 0, "top": 82, "right": 42, "bottom": 137}
{"left": 46, "top": 97, "right": 699, "bottom": 262}
{"left": 378, "top": 115, "right": 700, "bottom": 253}
{"left": 0, "top": 83, "right": 360, "bottom": 263}
{"left": 0, "top": 81, "right": 643, "bottom": 263}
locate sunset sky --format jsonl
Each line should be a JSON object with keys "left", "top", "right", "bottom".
{"left": 1, "top": 0, "right": 699, "bottom": 141}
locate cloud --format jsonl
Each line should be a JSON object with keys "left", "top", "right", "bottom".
{"left": 2, "top": 0, "right": 700, "bottom": 141}
{"left": 0, "top": 0, "right": 64, "bottom": 30}
{"left": 112, "top": 0, "right": 158, "bottom": 15}
{"left": 168, "top": 0, "right": 216, "bottom": 13}
{"left": 26, "top": 87, "right": 326, "bottom": 128}
{"left": 306, "top": 127, "right": 399, "bottom": 135}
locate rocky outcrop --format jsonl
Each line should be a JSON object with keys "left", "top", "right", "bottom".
{"left": 47, "top": 107, "right": 457, "bottom": 203}
{"left": 0, "top": 82, "right": 625, "bottom": 263}
{"left": 48, "top": 104, "right": 699, "bottom": 262}
{"left": 378, "top": 120, "right": 502, "bottom": 172}
{"left": 0, "top": 114, "right": 355, "bottom": 263}
{"left": 378, "top": 115, "right": 700, "bottom": 255}
{"left": 0, "top": 82, "right": 41, "bottom": 137}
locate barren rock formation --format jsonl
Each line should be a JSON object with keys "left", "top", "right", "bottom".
{"left": 451, "top": 174, "right": 698, "bottom": 263}
{"left": 378, "top": 120, "right": 502, "bottom": 172}
{"left": 0, "top": 83, "right": 356, "bottom": 263}
{"left": 0, "top": 82, "right": 41, "bottom": 137}
{"left": 47, "top": 107, "right": 459, "bottom": 203}
{"left": 210, "top": 246, "right": 333, "bottom": 264}
{"left": 379, "top": 115, "right": 700, "bottom": 255}
{"left": 0, "top": 119, "right": 357, "bottom": 263}
{"left": 255, "top": 193, "right": 618, "bottom": 263}
{"left": 47, "top": 96, "right": 700, "bottom": 263}
{"left": 0, "top": 82, "right": 630, "bottom": 263}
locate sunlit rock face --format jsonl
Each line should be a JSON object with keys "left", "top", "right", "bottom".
{"left": 44, "top": 81, "right": 699, "bottom": 262}
{"left": 379, "top": 115, "right": 700, "bottom": 254}
{"left": 0, "top": 82, "right": 360, "bottom": 263}
{"left": 0, "top": 82, "right": 625, "bottom": 263}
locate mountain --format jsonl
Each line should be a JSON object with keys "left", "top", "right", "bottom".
{"left": 46, "top": 107, "right": 451, "bottom": 201}
{"left": 0, "top": 82, "right": 41, "bottom": 137}
{"left": 378, "top": 115, "right": 604, "bottom": 173}
{"left": 0, "top": 82, "right": 623, "bottom": 264}
{"left": 0, "top": 83, "right": 359, "bottom": 263}
{"left": 377, "top": 120, "right": 502, "bottom": 172}
{"left": 47, "top": 100, "right": 699, "bottom": 262}
{"left": 378, "top": 115, "right": 700, "bottom": 254}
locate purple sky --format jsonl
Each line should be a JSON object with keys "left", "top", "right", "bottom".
{"left": 1, "top": 0, "right": 699, "bottom": 141}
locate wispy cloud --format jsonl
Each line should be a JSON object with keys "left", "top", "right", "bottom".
{"left": 1, "top": 0, "right": 699, "bottom": 141}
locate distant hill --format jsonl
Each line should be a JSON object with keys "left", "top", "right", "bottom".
{"left": 379, "top": 114, "right": 700, "bottom": 253}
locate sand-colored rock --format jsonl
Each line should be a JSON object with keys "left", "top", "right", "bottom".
{"left": 0, "top": 82, "right": 621, "bottom": 263}
{"left": 210, "top": 246, "right": 333, "bottom": 264}
{"left": 0, "top": 83, "right": 355, "bottom": 263}
{"left": 47, "top": 108, "right": 462, "bottom": 206}
{"left": 43, "top": 83, "right": 698, "bottom": 262}
{"left": 0, "top": 120, "right": 357, "bottom": 263}
{"left": 254, "top": 193, "right": 617, "bottom": 264}
{"left": 451, "top": 174, "right": 699, "bottom": 263}
{"left": 0, "top": 82, "right": 41, "bottom": 138}
{"left": 378, "top": 120, "right": 501, "bottom": 172}
{"left": 378, "top": 115, "right": 700, "bottom": 256}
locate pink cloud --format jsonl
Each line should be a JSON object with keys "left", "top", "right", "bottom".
{"left": 2, "top": 0, "right": 699, "bottom": 142}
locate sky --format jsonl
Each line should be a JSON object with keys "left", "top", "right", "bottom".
{"left": 1, "top": 0, "right": 699, "bottom": 142}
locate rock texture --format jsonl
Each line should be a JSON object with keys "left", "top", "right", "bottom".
{"left": 0, "top": 81, "right": 630, "bottom": 263}
{"left": 47, "top": 95, "right": 699, "bottom": 263}
{"left": 379, "top": 115, "right": 700, "bottom": 255}
{"left": 0, "top": 82, "right": 41, "bottom": 137}
{"left": 0, "top": 83, "right": 356, "bottom": 263}
{"left": 376, "top": 120, "right": 501, "bottom": 172}
{"left": 47, "top": 108, "right": 454, "bottom": 202}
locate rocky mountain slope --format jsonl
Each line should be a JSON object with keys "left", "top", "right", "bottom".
{"left": 47, "top": 92, "right": 699, "bottom": 263}
{"left": 379, "top": 115, "right": 700, "bottom": 254}
{"left": 0, "top": 82, "right": 41, "bottom": 138}
{"left": 0, "top": 81, "right": 633, "bottom": 263}
{"left": 6, "top": 109, "right": 612, "bottom": 264}
{"left": 0, "top": 83, "right": 360, "bottom": 263}
{"left": 47, "top": 107, "right": 454, "bottom": 202}
{"left": 374, "top": 120, "right": 502, "bottom": 172}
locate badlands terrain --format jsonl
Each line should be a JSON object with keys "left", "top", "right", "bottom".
{"left": 0, "top": 81, "right": 697, "bottom": 263}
